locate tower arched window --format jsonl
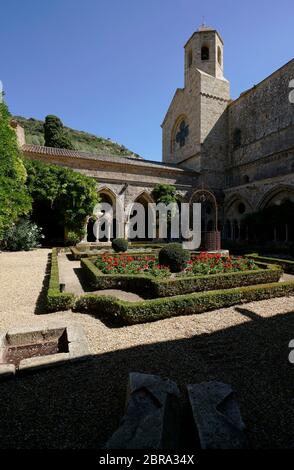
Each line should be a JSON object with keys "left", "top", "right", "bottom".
{"left": 217, "top": 46, "right": 222, "bottom": 66}
{"left": 201, "top": 46, "right": 210, "bottom": 61}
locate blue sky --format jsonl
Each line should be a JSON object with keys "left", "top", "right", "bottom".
{"left": 1, "top": 0, "right": 293, "bottom": 161}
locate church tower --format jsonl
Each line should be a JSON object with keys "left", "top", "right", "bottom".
{"left": 184, "top": 26, "right": 225, "bottom": 83}
{"left": 162, "top": 25, "right": 230, "bottom": 189}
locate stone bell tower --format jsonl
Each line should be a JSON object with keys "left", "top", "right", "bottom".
{"left": 162, "top": 25, "right": 230, "bottom": 189}
{"left": 184, "top": 25, "right": 225, "bottom": 84}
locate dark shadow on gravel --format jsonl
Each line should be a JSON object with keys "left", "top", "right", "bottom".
{"left": 34, "top": 252, "right": 51, "bottom": 315}
{"left": 73, "top": 267, "right": 93, "bottom": 292}
{"left": 1, "top": 308, "right": 294, "bottom": 449}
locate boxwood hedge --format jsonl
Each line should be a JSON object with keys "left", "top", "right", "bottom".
{"left": 47, "top": 248, "right": 75, "bottom": 312}
{"left": 74, "top": 280, "right": 294, "bottom": 325}
{"left": 246, "top": 254, "right": 294, "bottom": 274}
{"left": 81, "top": 258, "right": 283, "bottom": 298}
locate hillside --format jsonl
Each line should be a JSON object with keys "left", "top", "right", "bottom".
{"left": 14, "top": 116, "right": 142, "bottom": 159}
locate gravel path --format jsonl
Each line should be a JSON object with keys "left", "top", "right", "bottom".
{"left": 58, "top": 253, "right": 144, "bottom": 301}
{"left": 0, "top": 249, "right": 294, "bottom": 448}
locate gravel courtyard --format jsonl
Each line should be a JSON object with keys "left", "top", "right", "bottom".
{"left": 0, "top": 249, "right": 294, "bottom": 449}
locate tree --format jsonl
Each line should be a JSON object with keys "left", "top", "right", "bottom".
{"left": 44, "top": 115, "right": 75, "bottom": 150}
{"left": 24, "top": 159, "right": 100, "bottom": 243}
{"left": 152, "top": 184, "right": 178, "bottom": 206}
{"left": 152, "top": 184, "right": 180, "bottom": 241}
{"left": 0, "top": 102, "right": 31, "bottom": 240}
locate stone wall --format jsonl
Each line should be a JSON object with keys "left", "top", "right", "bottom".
{"left": 228, "top": 60, "right": 294, "bottom": 173}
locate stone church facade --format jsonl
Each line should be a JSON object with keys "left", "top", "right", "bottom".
{"left": 18, "top": 25, "right": 294, "bottom": 243}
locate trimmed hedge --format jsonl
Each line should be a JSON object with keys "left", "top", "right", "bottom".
{"left": 71, "top": 247, "right": 160, "bottom": 261}
{"left": 47, "top": 248, "right": 76, "bottom": 312}
{"left": 81, "top": 258, "right": 283, "bottom": 298}
{"left": 74, "top": 280, "right": 294, "bottom": 325}
{"left": 81, "top": 257, "right": 154, "bottom": 292}
{"left": 246, "top": 254, "right": 294, "bottom": 274}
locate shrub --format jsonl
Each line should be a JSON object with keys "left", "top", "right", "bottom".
{"left": 66, "top": 231, "right": 83, "bottom": 247}
{"left": 0, "top": 103, "right": 32, "bottom": 239}
{"left": 25, "top": 159, "right": 100, "bottom": 243}
{"left": 112, "top": 238, "right": 128, "bottom": 253}
{"left": 47, "top": 248, "right": 75, "bottom": 312}
{"left": 159, "top": 243, "right": 190, "bottom": 273}
{"left": 2, "top": 219, "right": 44, "bottom": 251}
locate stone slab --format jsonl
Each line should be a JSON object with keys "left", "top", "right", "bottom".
{"left": 0, "top": 324, "right": 90, "bottom": 378}
{"left": 6, "top": 326, "right": 66, "bottom": 346}
{"left": 105, "top": 372, "right": 181, "bottom": 450}
{"left": 0, "top": 363, "right": 16, "bottom": 380}
{"left": 187, "top": 382, "right": 247, "bottom": 449}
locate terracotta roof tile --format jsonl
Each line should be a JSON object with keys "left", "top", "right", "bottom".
{"left": 22, "top": 144, "right": 189, "bottom": 173}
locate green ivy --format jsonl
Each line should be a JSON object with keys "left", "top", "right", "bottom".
{"left": 24, "top": 159, "right": 100, "bottom": 238}
{"left": 0, "top": 102, "right": 32, "bottom": 240}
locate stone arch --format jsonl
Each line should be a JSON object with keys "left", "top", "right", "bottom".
{"left": 127, "top": 191, "right": 156, "bottom": 242}
{"left": 87, "top": 186, "right": 123, "bottom": 242}
{"left": 257, "top": 185, "right": 294, "bottom": 211}
{"left": 255, "top": 185, "right": 294, "bottom": 243}
{"left": 189, "top": 189, "right": 219, "bottom": 233}
{"left": 224, "top": 193, "right": 253, "bottom": 214}
{"left": 201, "top": 44, "right": 210, "bottom": 61}
{"left": 224, "top": 194, "right": 252, "bottom": 241}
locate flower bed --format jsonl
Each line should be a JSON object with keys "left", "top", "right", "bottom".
{"left": 95, "top": 254, "right": 170, "bottom": 278}
{"left": 95, "top": 253, "right": 258, "bottom": 278}
{"left": 186, "top": 252, "right": 258, "bottom": 276}
{"left": 81, "top": 256, "right": 282, "bottom": 298}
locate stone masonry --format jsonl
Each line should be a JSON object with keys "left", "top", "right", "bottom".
{"left": 18, "top": 24, "right": 294, "bottom": 243}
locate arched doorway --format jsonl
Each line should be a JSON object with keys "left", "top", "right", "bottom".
{"left": 87, "top": 188, "right": 120, "bottom": 243}
{"left": 256, "top": 186, "right": 294, "bottom": 244}
{"left": 223, "top": 195, "right": 252, "bottom": 241}
{"left": 127, "top": 192, "right": 155, "bottom": 242}
{"left": 190, "top": 189, "right": 220, "bottom": 251}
